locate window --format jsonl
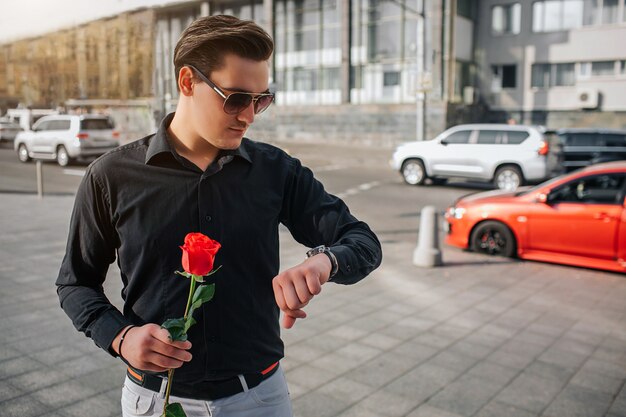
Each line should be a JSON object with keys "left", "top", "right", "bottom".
{"left": 383, "top": 71, "right": 400, "bottom": 86}
{"left": 491, "top": 3, "right": 521, "bottom": 35}
{"left": 533, "top": 0, "right": 584, "bottom": 32}
{"left": 550, "top": 174, "right": 625, "bottom": 204}
{"left": 80, "top": 118, "right": 114, "bottom": 130}
{"left": 605, "top": 134, "right": 626, "bottom": 147}
{"left": 583, "top": 0, "right": 621, "bottom": 25}
{"left": 492, "top": 65, "right": 517, "bottom": 90}
{"left": 602, "top": 0, "right": 619, "bottom": 23}
{"left": 507, "top": 131, "right": 530, "bottom": 144}
{"left": 477, "top": 130, "right": 499, "bottom": 144}
{"left": 443, "top": 130, "right": 471, "bottom": 144}
{"left": 532, "top": 64, "right": 552, "bottom": 88}
{"left": 457, "top": 0, "right": 475, "bottom": 20}
{"left": 591, "top": 61, "right": 615, "bottom": 76}
{"left": 532, "top": 62, "right": 576, "bottom": 87}
{"left": 555, "top": 63, "right": 575, "bottom": 86}
{"left": 621, "top": 61, "right": 626, "bottom": 75}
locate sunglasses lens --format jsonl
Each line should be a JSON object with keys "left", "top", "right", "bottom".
{"left": 254, "top": 95, "right": 274, "bottom": 114}
{"left": 224, "top": 94, "right": 253, "bottom": 114}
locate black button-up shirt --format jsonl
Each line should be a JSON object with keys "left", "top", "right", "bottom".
{"left": 56, "top": 113, "right": 382, "bottom": 382}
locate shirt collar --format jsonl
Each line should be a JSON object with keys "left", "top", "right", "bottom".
{"left": 145, "top": 112, "right": 253, "bottom": 165}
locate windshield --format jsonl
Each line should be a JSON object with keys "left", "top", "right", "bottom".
{"left": 516, "top": 173, "right": 571, "bottom": 196}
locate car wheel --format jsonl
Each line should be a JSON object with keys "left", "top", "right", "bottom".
{"left": 494, "top": 166, "right": 523, "bottom": 191}
{"left": 17, "top": 143, "right": 31, "bottom": 163}
{"left": 56, "top": 146, "right": 71, "bottom": 167}
{"left": 401, "top": 159, "right": 427, "bottom": 185}
{"left": 470, "top": 221, "right": 516, "bottom": 257}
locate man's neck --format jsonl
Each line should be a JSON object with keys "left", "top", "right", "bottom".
{"left": 168, "top": 113, "right": 220, "bottom": 172}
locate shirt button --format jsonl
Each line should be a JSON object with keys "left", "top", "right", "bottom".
{"left": 205, "top": 215, "right": 212, "bottom": 222}
{"left": 346, "top": 265, "right": 352, "bottom": 272}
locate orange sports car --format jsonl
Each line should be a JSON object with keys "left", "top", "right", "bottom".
{"left": 444, "top": 161, "right": 626, "bottom": 273}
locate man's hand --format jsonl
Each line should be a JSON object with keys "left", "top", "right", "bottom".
{"left": 272, "top": 254, "right": 332, "bottom": 329}
{"left": 112, "top": 324, "right": 193, "bottom": 372}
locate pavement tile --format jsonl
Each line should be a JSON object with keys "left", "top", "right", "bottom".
{"left": 427, "top": 349, "right": 480, "bottom": 373}
{"left": 27, "top": 344, "right": 86, "bottom": 366}
{"left": 334, "top": 404, "right": 381, "bottom": 417}
{"left": 427, "top": 373, "right": 502, "bottom": 417}
{"left": 56, "top": 390, "right": 122, "bottom": 417}
{"left": 524, "top": 360, "right": 577, "bottom": 385}
{"left": 0, "top": 345, "right": 22, "bottom": 362}
{"left": 569, "top": 368, "right": 623, "bottom": 396}
{"left": 6, "top": 367, "right": 69, "bottom": 392}
{"left": 343, "top": 353, "right": 411, "bottom": 389}
{"left": 389, "top": 340, "right": 439, "bottom": 363}
{"left": 30, "top": 379, "right": 103, "bottom": 409}
{"left": 0, "top": 356, "right": 44, "bottom": 379}
{"left": 542, "top": 384, "right": 612, "bottom": 417}
{"left": 0, "top": 381, "right": 24, "bottom": 402}
{"left": 474, "top": 401, "right": 536, "bottom": 417}
{"left": 292, "top": 391, "right": 351, "bottom": 417}
{"left": 0, "top": 396, "right": 48, "bottom": 417}
{"left": 286, "top": 364, "right": 339, "bottom": 390}
{"left": 578, "top": 357, "right": 626, "bottom": 380}
{"left": 536, "top": 347, "right": 588, "bottom": 372}
{"left": 607, "top": 385, "right": 626, "bottom": 416}
{"left": 385, "top": 362, "right": 459, "bottom": 400}
{"left": 411, "top": 331, "right": 457, "bottom": 350}
{"left": 406, "top": 404, "right": 465, "bottom": 417}
{"left": 316, "top": 376, "right": 376, "bottom": 404}
{"left": 287, "top": 341, "right": 331, "bottom": 363}
{"left": 359, "top": 389, "right": 424, "bottom": 417}
{"left": 495, "top": 372, "right": 566, "bottom": 414}
{"left": 358, "top": 332, "right": 403, "bottom": 351}
{"left": 466, "top": 360, "right": 520, "bottom": 386}
{"left": 446, "top": 340, "right": 495, "bottom": 360}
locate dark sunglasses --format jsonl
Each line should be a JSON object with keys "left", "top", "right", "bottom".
{"left": 187, "top": 64, "right": 275, "bottom": 115}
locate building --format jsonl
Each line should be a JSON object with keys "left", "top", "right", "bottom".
{"left": 1, "top": 0, "right": 625, "bottom": 145}
{"left": 475, "top": 0, "right": 626, "bottom": 128}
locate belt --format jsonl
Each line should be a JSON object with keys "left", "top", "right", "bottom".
{"left": 126, "top": 362, "right": 279, "bottom": 401}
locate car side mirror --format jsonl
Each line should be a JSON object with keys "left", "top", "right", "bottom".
{"left": 440, "top": 139, "right": 448, "bottom": 146}
{"left": 536, "top": 193, "right": 549, "bottom": 204}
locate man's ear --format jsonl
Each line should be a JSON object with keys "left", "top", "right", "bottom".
{"left": 178, "top": 67, "right": 194, "bottom": 97}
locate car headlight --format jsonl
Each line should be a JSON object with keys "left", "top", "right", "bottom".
{"left": 447, "top": 207, "right": 466, "bottom": 219}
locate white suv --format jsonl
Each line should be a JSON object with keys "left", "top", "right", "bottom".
{"left": 15, "top": 114, "right": 120, "bottom": 166}
{"left": 391, "top": 124, "right": 557, "bottom": 191}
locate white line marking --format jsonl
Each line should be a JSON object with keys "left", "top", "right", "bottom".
{"left": 63, "top": 169, "right": 86, "bottom": 177}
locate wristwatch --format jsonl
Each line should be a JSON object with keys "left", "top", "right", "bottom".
{"left": 306, "top": 245, "right": 339, "bottom": 279}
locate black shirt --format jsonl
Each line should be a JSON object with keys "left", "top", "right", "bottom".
{"left": 56, "top": 113, "right": 382, "bottom": 382}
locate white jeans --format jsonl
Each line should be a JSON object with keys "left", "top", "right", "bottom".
{"left": 121, "top": 368, "right": 293, "bottom": 417}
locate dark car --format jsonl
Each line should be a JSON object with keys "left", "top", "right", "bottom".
{"left": 547, "top": 128, "right": 626, "bottom": 173}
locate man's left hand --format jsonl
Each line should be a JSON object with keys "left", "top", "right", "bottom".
{"left": 272, "top": 254, "right": 332, "bottom": 329}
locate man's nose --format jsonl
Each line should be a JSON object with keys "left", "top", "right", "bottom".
{"left": 236, "top": 101, "right": 255, "bottom": 125}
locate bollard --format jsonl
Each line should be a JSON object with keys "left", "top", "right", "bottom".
{"left": 413, "top": 205, "right": 443, "bottom": 267}
{"left": 36, "top": 160, "right": 44, "bottom": 199}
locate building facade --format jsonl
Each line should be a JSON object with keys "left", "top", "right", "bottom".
{"left": 1, "top": 0, "right": 624, "bottom": 146}
{"left": 475, "top": 0, "right": 626, "bottom": 128}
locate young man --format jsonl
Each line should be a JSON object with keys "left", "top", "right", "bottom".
{"left": 56, "top": 15, "right": 381, "bottom": 417}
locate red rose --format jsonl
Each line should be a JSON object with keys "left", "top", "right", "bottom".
{"left": 180, "top": 233, "right": 221, "bottom": 276}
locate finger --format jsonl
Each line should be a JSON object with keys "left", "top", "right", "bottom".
{"left": 293, "top": 274, "right": 314, "bottom": 304}
{"left": 281, "top": 314, "right": 297, "bottom": 329}
{"left": 152, "top": 326, "right": 192, "bottom": 349}
{"left": 280, "top": 279, "right": 304, "bottom": 310}
{"left": 305, "top": 271, "right": 322, "bottom": 296}
{"left": 150, "top": 338, "right": 193, "bottom": 363}
{"left": 144, "top": 351, "right": 187, "bottom": 369}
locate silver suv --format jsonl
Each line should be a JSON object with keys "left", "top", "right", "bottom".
{"left": 15, "top": 114, "right": 120, "bottom": 166}
{"left": 391, "top": 124, "right": 558, "bottom": 191}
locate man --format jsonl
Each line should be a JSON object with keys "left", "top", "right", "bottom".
{"left": 57, "top": 15, "right": 381, "bottom": 417}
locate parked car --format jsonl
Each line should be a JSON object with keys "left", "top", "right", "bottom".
{"left": 0, "top": 118, "right": 22, "bottom": 143}
{"left": 14, "top": 114, "right": 120, "bottom": 166}
{"left": 444, "top": 161, "right": 626, "bottom": 273}
{"left": 546, "top": 128, "right": 626, "bottom": 172}
{"left": 391, "top": 124, "right": 559, "bottom": 191}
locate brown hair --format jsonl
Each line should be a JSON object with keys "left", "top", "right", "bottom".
{"left": 173, "top": 15, "right": 274, "bottom": 82}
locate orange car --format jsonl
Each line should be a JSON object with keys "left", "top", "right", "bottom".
{"left": 445, "top": 161, "right": 626, "bottom": 273}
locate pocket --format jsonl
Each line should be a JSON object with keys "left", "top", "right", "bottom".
{"left": 121, "top": 383, "right": 158, "bottom": 416}
{"left": 251, "top": 370, "right": 290, "bottom": 406}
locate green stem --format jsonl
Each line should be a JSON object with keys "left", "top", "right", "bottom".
{"left": 161, "top": 274, "right": 198, "bottom": 415}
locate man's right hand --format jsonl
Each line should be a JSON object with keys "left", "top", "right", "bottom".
{"left": 112, "top": 324, "right": 193, "bottom": 372}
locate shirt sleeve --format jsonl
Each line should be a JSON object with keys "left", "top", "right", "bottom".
{"left": 280, "top": 158, "right": 382, "bottom": 285}
{"left": 56, "top": 166, "right": 131, "bottom": 356}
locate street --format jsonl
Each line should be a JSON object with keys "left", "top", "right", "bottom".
{"left": 0, "top": 140, "right": 625, "bottom": 417}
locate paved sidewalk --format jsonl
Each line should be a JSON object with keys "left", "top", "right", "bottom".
{"left": 0, "top": 193, "right": 625, "bottom": 417}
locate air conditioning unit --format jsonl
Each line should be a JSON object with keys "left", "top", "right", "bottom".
{"left": 576, "top": 88, "right": 599, "bottom": 109}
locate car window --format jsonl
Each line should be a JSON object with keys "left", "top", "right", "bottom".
{"left": 476, "top": 130, "right": 499, "bottom": 144}
{"left": 35, "top": 121, "right": 52, "bottom": 131}
{"left": 505, "top": 131, "right": 529, "bottom": 144}
{"left": 567, "top": 133, "right": 602, "bottom": 146}
{"left": 443, "top": 130, "right": 471, "bottom": 144}
{"left": 80, "top": 118, "right": 114, "bottom": 130}
{"left": 549, "top": 174, "right": 625, "bottom": 205}
{"left": 604, "top": 134, "right": 626, "bottom": 147}
{"left": 49, "top": 120, "right": 71, "bottom": 131}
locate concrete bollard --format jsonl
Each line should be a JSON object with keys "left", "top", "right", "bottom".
{"left": 413, "top": 205, "right": 443, "bottom": 267}
{"left": 36, "top": 160, "right": 44, "bottom": 199}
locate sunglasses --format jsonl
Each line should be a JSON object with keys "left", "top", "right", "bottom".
{"left": 187, "top": 64, "right": 275, "bottom": 115}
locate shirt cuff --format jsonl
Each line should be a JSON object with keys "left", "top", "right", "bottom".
{"left": 90, "top": 309, "right": 134, "bottom": 357}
